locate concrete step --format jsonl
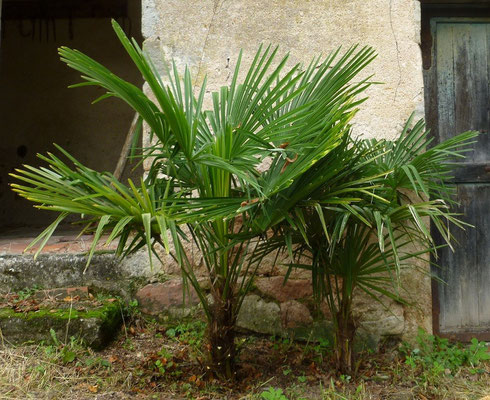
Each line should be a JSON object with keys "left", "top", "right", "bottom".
{"left": 0, "top": 230, "right": 153, "bottom": 298}
{"left": 0, "top": 287, "right": 123, "bottom": 349}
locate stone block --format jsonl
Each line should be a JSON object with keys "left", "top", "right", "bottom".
{"left": 0, "top": 301, "right": 122, "bottom": 350}
{"left": 255, "top": 276, "right": 312, "bottom": 302}
{"left": 135, "top": 280, "right": 200, "bottom": 315}
{"left": 280, "top": 300, "right": 313, "bottom": 329}
{"left": 0, "top": 251, "right": 158, "bottom": 299}
{"left": 236, "top": 294, "right": 282, "bottom": 336}
{"left": 353, "top": 294, "right": 405, "bottom": 337}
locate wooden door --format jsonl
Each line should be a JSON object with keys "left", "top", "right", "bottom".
{"left": 428, "top": 19, "right": 490, "bottom": 341}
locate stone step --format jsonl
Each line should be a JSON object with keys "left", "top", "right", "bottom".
{"left": 0, "top": 287, "right": 123, "bottom": 349}
{"left": 0, "top": 232, "right": 154, "bottom": 298}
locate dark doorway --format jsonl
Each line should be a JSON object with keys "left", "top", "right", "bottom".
{"left": 422, "top": 2, "right": 490, "bottom": 341}
{"left": 0, "top": 0, "right": 143, "bottom": 230}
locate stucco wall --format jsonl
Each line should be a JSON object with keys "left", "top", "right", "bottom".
{"left": 139, "top": 0, "right": 430, "bottom": 341}
{"left": 142, "top": 0, "right": 424, "bottom": 138}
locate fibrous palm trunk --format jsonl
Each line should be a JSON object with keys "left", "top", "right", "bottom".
{"left": 334, "top": 298, "right": 356, "bottom": 374}
{"left": 206, "top": 290, "right": 237, "bottom": 380}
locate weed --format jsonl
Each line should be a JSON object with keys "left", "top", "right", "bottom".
{"left": 122, "top": 337, "right": 135, "bottom": 351}
{"left": 301, "top": 336, "right": 331, "bottom": 366}
{"left": 320, "top": 378, "right": 366, "bottom": 400}
{"left": 84, "top": 356, "right": 112, "bottom": 369}
{"left": 126, "top": 299, "right": 140, "bottom": 320}
{"left": 150, "top": 346, "right": 181, "bottom": 377}
{"left": 312, "top": 338, "right": 331, "bottom": 363}
{"left": 16, "top": 285, "right": 42, "bottom": 300}
{"left": 261, "top": 387, "right": 288, "bottom": 400}
{"left": 468, "top": 337, "right": 490, "bottom": 368}
{"left": 271, "top": 336, "right": 293, "bottom": 352}
{"left": 154, "top": 358, "right": 171, "bottom": 375}
{"left": 165, "top": 320, "right": 206, "bottom": 348}
{"left": 47, "top": 329, "right": 85, "bottom": 364}
{"left": 400, "top": 328, "right": 489, "bottom": 376}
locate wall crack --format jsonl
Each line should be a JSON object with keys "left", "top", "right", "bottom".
{"left": 389, "top": 0, "right": 402, "bottom": 103}
{"left": 193, "top": 0, "right": 227, "bottom": 89}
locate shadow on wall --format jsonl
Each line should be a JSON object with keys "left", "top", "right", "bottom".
{"left": 0, "top": 1, "right": 143, "bottom": 230}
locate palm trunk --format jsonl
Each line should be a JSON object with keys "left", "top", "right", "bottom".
{"left": 334, "top": 296, "right": 356, "bottom": 374}
{"left": 206, "top": 291, "right": 237, "bottom": 380}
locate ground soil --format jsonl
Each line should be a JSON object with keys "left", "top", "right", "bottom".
{"left": 0, "top": 314, "right": 489, "bottom": 399}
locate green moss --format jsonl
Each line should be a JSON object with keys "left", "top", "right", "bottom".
{"left": 0, "top": 301, "right": 120, "bottom": 322}
{"left": 0, "top": 300, "right": 122, "bottom": 350}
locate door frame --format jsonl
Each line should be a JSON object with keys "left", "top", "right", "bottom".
{"left": 422, "top": 5, "right": 490, "bottom": 341}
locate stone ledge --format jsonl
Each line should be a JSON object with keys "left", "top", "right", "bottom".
{"left": 0, "top": 300, "right": 122, "bottom": 350}
{"left": 0, "top": 252, "right": 155, "bottom": 298}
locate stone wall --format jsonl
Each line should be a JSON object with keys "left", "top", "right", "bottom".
{"left": 138, "top": 0, "right": 431, "bottom": 342}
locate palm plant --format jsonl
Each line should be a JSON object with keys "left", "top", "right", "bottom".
{"left": 259, "top": 115, "right": 477, "bottom": 373}
{"left": 10, "top": 21, "right": 381, "bottom": 379}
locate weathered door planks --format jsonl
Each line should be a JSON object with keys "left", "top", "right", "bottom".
{"left": 430, "top": 19, "right": 490, "bottom": 340}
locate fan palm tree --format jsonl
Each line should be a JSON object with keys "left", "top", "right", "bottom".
{"left": 10, "top": 21, "right": 381, "bottom": 379}
{"left": 258, "top": 115, "right": 477, "bottom": 373}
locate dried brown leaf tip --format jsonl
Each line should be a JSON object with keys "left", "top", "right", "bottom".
{"left": 281, "top": 153, "right": 298, "bottom": 173}
{"left": 240, "top": 198, "right": 259, "bottom": 208}
{"left": 279, "top": 142, "right": 290, "bottom": 149}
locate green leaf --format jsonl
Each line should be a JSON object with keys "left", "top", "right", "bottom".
{"left": 142, "top": 213, "right": 154, "bottom": 270}
{"left": 314, "top": 203, "right": 331, "bottom": 243}
{"left": 84, "top": 214, "right": 111, "bottom": 272}
{"left": 25, "top": 213, "right": 68, "bottom": 260}
{"left": 62, "top": 350, "right": 76, "bottom": 363}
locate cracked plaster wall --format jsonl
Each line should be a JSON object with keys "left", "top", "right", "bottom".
{"left": 142, "top": 0, "right": 424, "bottom": 138}
{"left": 140, "top": 0, "right": 431, "bottom": 340}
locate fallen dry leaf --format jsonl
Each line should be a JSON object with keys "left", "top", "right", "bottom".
{"left": 88, "top": 385, "right": 98, "bottom": 393}
{"left": 195, "top": 378, "right": 205, "bottom": 388}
